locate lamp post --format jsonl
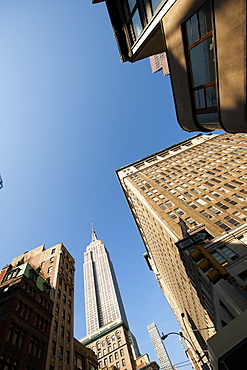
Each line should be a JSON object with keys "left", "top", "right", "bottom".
{"left": 161, "top": 331, "right": 211, "bottom": 370}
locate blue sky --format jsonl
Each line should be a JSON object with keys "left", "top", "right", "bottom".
{"left": 0, "top": 1, "right": 197, "bottom": 368}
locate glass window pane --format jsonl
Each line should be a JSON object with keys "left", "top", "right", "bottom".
{"left": 127, "top": 0, "right": 136, "bottom": 12}
{"left": 220, "top": 246, "right": 237, "bottom": 259}
{"left": 132, "top": 9, "right": 143, "bottom": 38}
{"left": 189, "top": 36, "right": 215, "bottom": 87}
{"left": 194, "top": 88, "right": 206, "bottom": 109}
{"left": 186, "top": 14, "right": 199, "bottom": 45}
{"left": 198, "top": 2, "right": 212, "bottom": 37}
{"left": 212, "top": 251, "right": 227, "bottom": 265}
{"left": 205, "top": 85, "right": 217, "bottom": 107}
{"left": 151, "top": 0, "right": 163, "bottom": 12}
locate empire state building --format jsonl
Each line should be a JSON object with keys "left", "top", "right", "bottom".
{"left": 81, "top": 227, "right": 140, "bottom": 370}
{"left": 83, "top": 227, "right": 128, "bottom": 334}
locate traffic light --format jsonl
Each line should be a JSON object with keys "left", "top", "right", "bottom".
{"left": 190, "top": 245, "right": 235, "bottom": 284}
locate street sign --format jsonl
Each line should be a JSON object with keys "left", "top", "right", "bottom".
{"left": 175, "top": 229, "right": 213, "bottom": 251}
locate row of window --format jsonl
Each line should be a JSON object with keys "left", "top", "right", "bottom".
{"left": 98, "top": 348, "right": 124, "bottom": 359}
{"left": 6, "top": 324, "right": 26, "bottom": 350}
{"left": 51, "top": 341, "right": 70, "bottom": 364}
{"left": 99, "top": 357, "right": 126, "bottom": 368}
{"left": 53, "top": 325, "right": 71, "bottom": 341}
{"left": 210, "top": 245, "right": 238, "bottom": 267}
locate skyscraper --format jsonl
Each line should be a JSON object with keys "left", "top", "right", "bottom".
{"left": 81, "top": 227, "right": 140, "bottom": 369}
{"left": 116, "top": 133, "right": 247, "bottom": 368}
{"left": 147, "top": 323, "right": 173, "bottom": 370}
{"left": 84, "top": 226, "right": 128, "bottom": 335}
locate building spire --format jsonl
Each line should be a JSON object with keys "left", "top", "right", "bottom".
{"left": 91, "top": 223, "right": 98, "bottom": 242}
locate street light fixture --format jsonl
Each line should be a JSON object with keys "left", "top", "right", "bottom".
{"left": 161, "top": 330, "right": 211, "bottom": 370}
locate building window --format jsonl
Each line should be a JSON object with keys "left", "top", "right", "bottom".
{"left": 238, "top": 269, "right": 247, "bottom": 282}
{"left": 185, "top": 1, "right": 218, "bottom": 129}
{"left": 122, "top": 359, "right": 126, "bottom": 366}
{"left": 66, "top": 350, "right": 70, "bottom": 364}
{"left": 167, "top": 211, "right": 177, "bottom": 219}
{"left": 178, "top": 195, "right": 187, "bottom": 201}
{"left": 224, "top": 197, "right": 238, "bottom": 206}
{"left": 120, "top": 349, "right": 124, "bottom": 356}
{"left": 200, "top": 210, "right": 212, "bottom": 218}
{"left": 165, "top": 200, "right": 174, "bottom": 207}
{"left": 210, "top": 190, "right": 221, "bottom": 197}
{"left": 75, "top": 353, "right": 85, "bottom": 370}
{"left": 238, "top": 234, "right": 247, "bottom": 244}
{"left": 224, "top": 216, "right": 240, "bottom": 227}
{"left": 211, "top": 251, "right": 228, "bottom": 266}
{"left": 220, "top": 246, "right": 238, "bottom": 261}
{"left": 233, "top": 211, "right": 247, "bottom": 221}
{"left": 215, "top": 202, "right": 229, "bottom": 210}
{"left": 232, "top": 193, "right": 246, "bottom": 201}
{"left": 175, "top": 208, "right": 185, "bottom": 216}
{"left": 159, "top": 203, "right": 167, "bottom": 210}
{"left": 51, "top": 341, "right": 56, "bottom": 356}
{"left": 54, "top": 320, "right": 58, "bottom": 333}
{"left": 215, "top": 220, "right": 231, "bottom": 231}
{"left": 109, "top": 355, "right": 113, "bottom": 363}
{"left": 59, "top": 346, "right": 63, "bottom": 360}
{"left": 186, "top": 217, "right": 197, "bottom": 226}
{"left": 47, "top": 266, "right": 52, "bottom": 274}
{"left": 218, "top": 187, "right": 229, "bottom": 193}
{"left": 61, "top": 326, "right": 64, "bottom": 338}
{"left": 195, "top": 198, "right": 206, "bottom": 205}
{"left": 51, "top": 248, "right": 56, "bottom": 254}
{"left": 188, "top": 202, "right": 198, "bottom": 209}
{"left": 202, "top": 194, "right": 213, "bottom": 201}
{"left": 208, "top": 206, "right": 221, "bottom": 214}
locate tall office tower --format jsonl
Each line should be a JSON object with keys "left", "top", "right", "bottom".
{"left": 81, "top": 228, "right": 139, "bottom": 369}
{"left": 84, "top": 227, "right": 128, "bottom": 334}
{"left": 147, "top": 323, "right": 173, "bottom": 370}
{"left": 7, "top": 243, "right": 98, "bottom": 370}
{"left": 116, "top": 133, "right": 247, "bottom": 369}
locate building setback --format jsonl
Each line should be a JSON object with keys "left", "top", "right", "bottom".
{"left": 1, "top": 243, "right": 98, "bottom": 370}
{"left": 81, "top": 228, "right": 140, "bottom": 369}
{"left": 92, "top": 0, "right": 246, "bottom": 133}
{"left": 116, "top": 133, "right": 247, "bottom": 369}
